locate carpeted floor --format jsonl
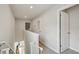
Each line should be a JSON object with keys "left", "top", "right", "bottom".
{"left": 61, "top": 49, "right": 79, "bottom": 54}
{"left": 42, "top": 48, "right": 79, "bottom": 54}
{"left": 39, "top": 41, "right": 79, "bottom": 54}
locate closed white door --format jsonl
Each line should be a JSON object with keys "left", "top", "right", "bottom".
{"left": 61, "top": 11, "right": 70, "bottom": 52}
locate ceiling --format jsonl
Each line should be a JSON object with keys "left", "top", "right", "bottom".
{"left": 10, "top": 4, "right": 54, "bottom": 20}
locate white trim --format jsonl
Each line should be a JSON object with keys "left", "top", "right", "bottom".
{"left": 57, "top": 4, "right": 77, "bottom": 53}
{"left": 70, "top": 47, "right": 79, "bottom": 53}
{"left": 58, "top": 4, "right": 76, "bottom": 12}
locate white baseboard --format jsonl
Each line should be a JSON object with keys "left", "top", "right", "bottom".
{"left": 70, "top": 47, "right": 79, "bottom": 53}
{"left": 61, "top": 48, "right": 69, "bottom": 53}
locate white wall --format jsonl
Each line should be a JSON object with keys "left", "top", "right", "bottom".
{"left": 0, "top": 5, "right": 15, "bottom": 49}
{"left": 66, "top": 5, "right": 79, "bottom": 52}
{"left": 31, "top": 19, "right": 40, "bottom": 33}
{"left": 15, "top": 19, "right": 31, "bottom": 42}
{"left": 31, "top": 4, "right": 69, "bottom": 53}
{"left": 24, "top": 30, "right": 39, "bottom": 54}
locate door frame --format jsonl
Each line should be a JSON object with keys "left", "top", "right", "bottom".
{"left": 57, "top": 4, "right": 76, "bottom": 53}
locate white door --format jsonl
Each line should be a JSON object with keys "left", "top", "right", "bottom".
{"left": 61, "top": 11, "right": 70, "bottom": 52}
{"left": 24, "top": 30, "right": 39, "bottom": 54}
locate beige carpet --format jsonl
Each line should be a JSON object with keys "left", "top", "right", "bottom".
{"left": 61, "top": 49, "right": 79, "bottom": 54}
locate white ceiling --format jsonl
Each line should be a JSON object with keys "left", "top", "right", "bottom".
{"left": 10, "top": 4, "right": 54, "bottom": 20}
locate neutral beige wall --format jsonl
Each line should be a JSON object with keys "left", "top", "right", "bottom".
{"left": 15, "top": 19, "right": 31, "bottom": 42}
{"left": 0, "top": 5, "right": 15, "bottom": 49}
{"left": 66, "top": 5, "right": 79, "bottom": 52}
{"left": 30, "top": 4, "right": 69, "bottom": 53}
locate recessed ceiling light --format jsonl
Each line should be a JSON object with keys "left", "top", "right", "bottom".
{"left": 30, "top": 6, "right": 33, "bottom": 9}
{"left": 24, "top": 16, "right": 27, "bottom": 18}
